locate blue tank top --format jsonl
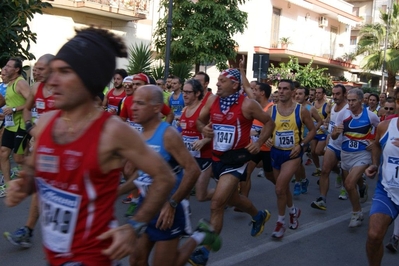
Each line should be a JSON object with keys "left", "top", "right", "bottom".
{"left": 169, "top": 92, "right": 185, "bottom": 117}
{"left": 342, "top": 108, "right": 373, "bottom": 152}
{"left": 133, "top": 122, "right": 183, "bottom": 198}
{"left": 0, "top": 83, "right": 7, "bottom": 114}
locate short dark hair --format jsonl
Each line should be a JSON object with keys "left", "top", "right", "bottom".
{"left": 10, "top": 57, "right": 23, "bottom": 75}
{"left": 333, "top": 84, "right": 347, "bottom": 95}
{"left": 114, "top": 69, "right": 128, "bottom": 79}
{"left": 293, "top": 81, "right": 301, "bottom": 89}
{"left": 297, "top": 86, "right": 309, "bottom": 96}
{"left": 278, "top": 79, "right": 294, "bottom": 90}
{"left": 316, "top": 87, "right": 326, "bottom": 94}
{"left": 195, "top": 71, "right": 210, "bottom": 83}
{"left": 173, "top": 76, "right": 184, "bottom": 85}
{"left": 257, "top": 82, "right": 272, "bottom": 98}
{"left": 369, "top": 93, "right": 379, "bottom": 102}
{"left": 185, "top": 79, "right": 204, "bottom": 100}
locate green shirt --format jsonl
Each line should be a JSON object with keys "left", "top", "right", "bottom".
{"left": 5, "top": 76, "right": 26, "bottom": 131}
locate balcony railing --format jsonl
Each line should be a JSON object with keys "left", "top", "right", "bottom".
{"left": 47, "top": 0, "right": 149, "bottom": 20}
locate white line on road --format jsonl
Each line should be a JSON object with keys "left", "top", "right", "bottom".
{"left": 208, "top": 204, "right": 371, "bottom": 266}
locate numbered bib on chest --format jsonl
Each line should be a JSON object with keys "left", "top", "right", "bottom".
{"left": 36, "top": 178, "right": 81, "bottom": 253}
{"left": 213, "top": 124, "right": 236, "bottom": 152}
{"left": 275, "top": 130, "right": 295, "bottom": 149}
{"left": 328, "top": 121, "right": 335, "bottom": 133}
{"left": 385, "top": 156, "right": 399, "bottom": 186}
{"left": 183, "top": 136, "right": 200, "bottom": 158}
{"left": 31, "top": 108, "right": 38, "bottom": 119}
{"left": 36, "top": 100, "right": 45, "bottom": 110}
{"left": 5, "top": 114, "right": 14, "bottom": 127}
{"left": 251, "top": 125, "right": 262, "bottom": 142}
{"left": 343, "top": 140, "right": 360, "bottom": 151}
{"left": 127, "top": 120, "right": 143, "bottom": 132}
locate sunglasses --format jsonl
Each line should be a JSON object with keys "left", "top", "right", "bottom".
{"left": 123, "top": 84, "right": 133, "bottom": 88}
{"left": 384, "top": 107, "right": 395, "bottom": 111}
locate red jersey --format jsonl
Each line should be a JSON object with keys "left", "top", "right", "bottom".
{"left": 120, "top": 95, "right": 171, "bottom": 121}
{"left": 209, "top": 95, "right": 252, "bottom": 160}
{"left": 106, "top": 88, "right": 126, "bottom": 112}
{"left": 35, "top": 111, "right": 121, "bottom": 265}
{"left": 34, "top": 82, "right": 56, "bottom": 117}
{"left": 180, "top": 103, "right": 212, "bottom": 159}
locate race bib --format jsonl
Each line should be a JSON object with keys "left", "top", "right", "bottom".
{"left": 183, "top": 135, "right": 200, "bottom": 158}
{"left": 36, "top": 100, "right": 45, "bottom": 110}
{"left": 348, "top": 140, "right": 359, "bottom": 150}
{"left": 36, "top": 178, "right": 81, "bottom": 253}
{"left": 127, "top": 120, "right": 143, "bottom": 132}
{"left": 275, "top": 131, "right": 295, "bottom": 149}
{"left": 31, "top": 108, "right": 38, "bottom": 119}
{"left": 386, "top": 156, "right": 399, "bottom": 186}
{"left": 328, "top": 121, "right": 335, "bottom": 133}
{"left": 4, "top": 114, "right": 14, "bottom": 127}
{"left": 213, "top": 124, "right": 235, "bottom": 152}
{"left": 251, "top": 125, "right": 262, "bottom": 142}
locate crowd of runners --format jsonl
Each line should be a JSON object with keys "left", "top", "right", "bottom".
{"left": 0, "top": 27, "right": 398, "bottom": 266}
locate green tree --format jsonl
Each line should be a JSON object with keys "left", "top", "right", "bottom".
{"left": 268, "top": 57, "right": 333, "bottom": 94}
{"left": 127, "top": 42, "right": 154, "bottom": 75}
{"left": 153, "top": 0, "right": 248, "bottom": 71}
{"left": 356, "top": 3, "right": 399, "bottom": 94}
{"left": 0, "top": 0, "right": 52, "bottom": 67}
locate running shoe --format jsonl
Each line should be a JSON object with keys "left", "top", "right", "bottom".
{"left": 293, "top": 182, "right": 301, "bottom": 196}
{"left": 311, "top": 197, "right": 327, "bottom": 211}
{"left": 0, "top": 184, "right": 6, "bottom": 198}
{"left": 289, "top": 207, "right": 301, "bottom": 230}
{"left": 196, "top": 219, "right": 221, "bottom": 251}
{"left": 312, "top": 169, "right": 321, "bottom": 177}
{"left": 338, "top": 189, "right": 348, "bottom": 200}
{"left": 386, "top": 235, "right": 399, "bottom": 253}
{"left": 124, "top": 201, "right": 138, "bottom": 217}
{"left": 257, "top": 169, "right": 264, "bottom": 177}
{"left": 121, "top": 194, "right": 133, "bottom": 204}
{"left": 4, "top": 226, "right": 32, "bottom": 248}
{"left": 359, "top": 183, "right": 368, "bottom": 203}
{"left": 251, "top": 209, "right": 271, "bottom": 237}
{"left": 301, "top": 178, "right": 310, "bottom": 194}
{"left": 271, "top": 222, "right": 286, "bottom": 239}
{"left": 348, "top": 212, "right": 364, "bottom": 228}
{"left": 305, "top": 158, "right": 312, "bottom": 165}
{"left": 335, "top": 175, "right": 342, "bottom": 188}
{"left": 188, "top": 246, "right": 209, "bottom": 266}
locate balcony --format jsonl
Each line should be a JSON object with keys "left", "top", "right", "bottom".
{"left": 45, "top": 0, "right": 149, "bottom": 21}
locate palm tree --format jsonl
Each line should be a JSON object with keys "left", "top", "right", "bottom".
{"left": 127, "top": 42, "right": 154, "bottom": 75}
{"left": 356, "top": 3, "right": 399, "bottom": 94}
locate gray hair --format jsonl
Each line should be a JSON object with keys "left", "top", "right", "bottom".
{"left": 347, "top": 88, "right": 363, "bottom": 101}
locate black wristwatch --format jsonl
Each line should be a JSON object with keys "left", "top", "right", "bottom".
{"left": 127, "top": 219, "right": 147, "bottom": 237}
{"left": 169, "top": 198, "right": 178, "bottom": 209}
{"left": 12, "top": 107, "right": 16, "bottom": 113}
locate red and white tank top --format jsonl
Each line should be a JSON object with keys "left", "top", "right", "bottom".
{"left": 33, "top": 82, "right": 56, "bottom": 118}
{"left": 106, "top": 88, "right": 126, "bottom": 112}
{"left": 35, "top": 111, "right": 121, "bottom": 265}
{"left": 180, "top": 103, "right": 212, "bottom": 159}
{"left": 209, "top": 94, "right": 252, "bottom": 160}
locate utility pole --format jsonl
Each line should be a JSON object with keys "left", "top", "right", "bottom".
{"left": 164, "top": 0, "right": 173, "bottom": 81}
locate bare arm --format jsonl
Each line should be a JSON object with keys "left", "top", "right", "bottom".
{"left": 3, "top": 79, "right": 31, "bottom": 115}
{"left": 365, "top": 121, "right": 386, "bottom": 178}
{"left": 310, "top": 106, "right": 322, "bottom": 131}
{"left": 164, "top": 110, "right": 174, "bottom": 124}
{"left": 239, "top": 55, "right": 255, "bottom": 99}
{"left": 23, "top": 83, "right": 38, "bottom": 124}
{"left": 197, "top": 94, "right": 216, "bottom": 136}
{"left": 301, "top": 107, "right": 316, "bottom": 145}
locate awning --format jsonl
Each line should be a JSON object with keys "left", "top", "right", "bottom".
{"left": 337, "top": 15, "right": 358, "bottom": 27}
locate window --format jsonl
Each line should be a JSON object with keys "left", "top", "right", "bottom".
{"left": 270, "top": 7, "right": 281, "bottom": 48}
{"left": 352, "top": 7, "right": 359, "bottom": 16}
{"left": 350, "top": 36, "right": 357, "bottom": 45}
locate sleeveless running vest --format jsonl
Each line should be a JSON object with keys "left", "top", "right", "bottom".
{"left": 271, "top": 103, "right": 303, "bottom": 150}
{"left": 5, "top": 76, "right": 26, "bottom": 131}
{"left": 328, "top": 103, "right": 348, "bottom": 149}
{"left": 33, "top": 82, "right": 56, "bottom": 119}
{"left": 180, "top": 103, "right": 212, "bottom": 159}
{"left": 169, "top": 92, "right": 185, "bottom": 117}
{"left": 209, "top": 94, "right": 252, "bottom": 160}
{"left": 251, "top": 102, "right": 274, "bottom": 152}
{"left": 342, "top": 108, "right": 374, "bottom": 152}
{"left": 313, "top": 102, "right": 328, "bottom": 134}
{"left": 107, "top": 88, "right": 126, "bottom": 112}
{"left": 133, "top": 122, "right": 183, "bottom": 197}
{"left": 35, "top": 111, "right": 120, "bottom": 265}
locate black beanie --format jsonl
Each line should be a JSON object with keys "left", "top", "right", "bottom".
{"left": 54, "top": 28, "right": 124, "bottom": 95}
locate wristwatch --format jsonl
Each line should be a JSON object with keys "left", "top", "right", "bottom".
{"left": 169, "top": 198, "right": 178, "bottom": 209}
{"left": 127, "top": 219, "right": 147, "bottom": 237}
{"left": 12, "top": 107, "right": 16, "bottom": 113}
{"left": 300, "top": 142, "right": 305, "bottom": 148}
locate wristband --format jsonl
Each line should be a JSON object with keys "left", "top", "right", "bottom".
{"left": 26, "top": 121, "right": 33, "bottom": 134}
{"left": 127, "top": 219, "right": 147, "bottom": 237}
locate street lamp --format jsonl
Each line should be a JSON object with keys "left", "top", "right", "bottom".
{"left": 164, "top": 0, "right": 173, "bottom": 80}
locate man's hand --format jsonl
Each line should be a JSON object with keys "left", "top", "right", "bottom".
{"left": 192, "top": 138, "right": 210, "bottom": 151}
{"left": 246, "top": 142, "right": 260, "bottom": 154}
{"left": 289, "top": 145, "right": 302, "bottom": 159}
{"left": 202, "top": 122, "right": 214, "bottom": 139}
{"left": 5, "top": 170, "right": 32, "bottom": 207}
{"left": 155, "top": 201, "right": 176, "bottom": 230}
{"left": 365, "top": 165, "right": 378, "bottom": 179}
{"left": 98, "top": 224, "right": 136, "bottom": 260}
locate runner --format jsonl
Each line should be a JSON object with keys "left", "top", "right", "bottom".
{"left": 5, "top": 27, "right": 176, "bottom": 265}
{"left": 311, "top": 84, "right": 348, "bottom": 210}
{"left": 103, "top": 68, "right": 127, "bottom": 114}
{"left": 267, "top": 79, "right": 316, "bottom": 239}
{"left": 188, "top": 68, "right": 275, "bottom": 265}
{"left": 332, "top": 88, "right": 379, "bottom": 227}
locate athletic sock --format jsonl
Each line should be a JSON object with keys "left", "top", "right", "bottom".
{"left": 277, "top": 215, "right": 285, "bottom": 223}
{"left": 191, "top": 231, "right": 206, "bottom": 245}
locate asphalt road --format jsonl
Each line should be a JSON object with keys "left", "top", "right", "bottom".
{"left": 1, "top": 159, "right": 398, "bottom": 266}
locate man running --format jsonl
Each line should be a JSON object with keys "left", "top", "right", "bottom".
{"left": 189, "top": 68, "right": 275, "bottom": 265}
{"left": 5, "top": 27, "right": 176, "bottom": 265}
{"left": 332, "top": 88, "right": 379, "bottom": 227}
{"left": 311, "top": 84, "right": 348, "bottom": 210}
{"left": 267, "top": 79, "right": 316, "bottom": 239}
{"left": 103, "top": 68, "right": 127, "bottom": 114}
